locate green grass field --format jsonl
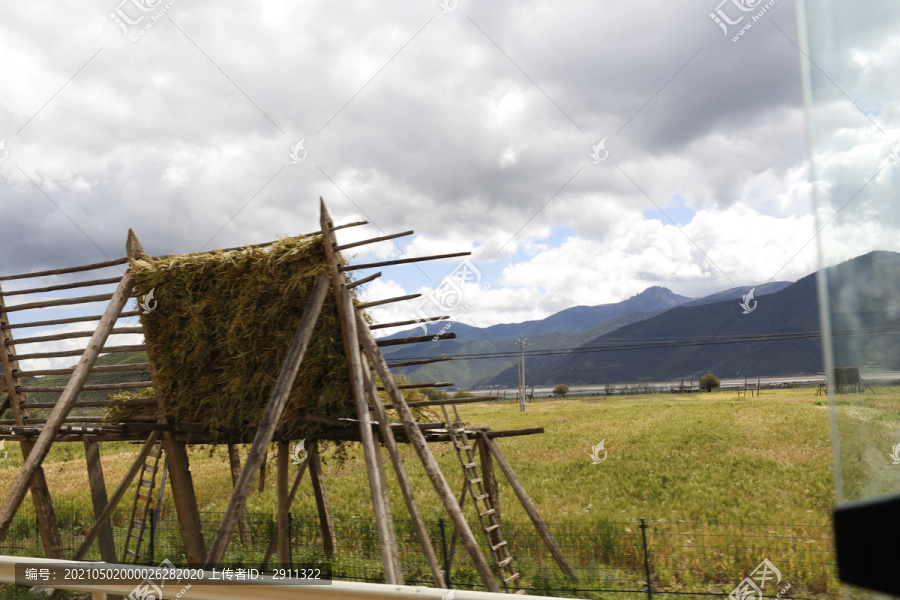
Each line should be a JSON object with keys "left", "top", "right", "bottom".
{"left": 0, "top": 386, "right": 878, "bottom": 598}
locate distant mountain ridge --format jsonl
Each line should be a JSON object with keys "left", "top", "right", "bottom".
{"left": 383, "top": 281, "right": 791, "bottom": 388}
{"left": 487, "top": 251, "right": 900, "bottom": 386}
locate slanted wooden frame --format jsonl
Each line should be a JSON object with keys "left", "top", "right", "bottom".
{"left": 0, "top": 199, "right": 570, "bottom": 594}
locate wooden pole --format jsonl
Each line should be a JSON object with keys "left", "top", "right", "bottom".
{"left": 163, "top": 435, "right": 208, "bottom": 565}
{"left": 321, "top": 199, "right": 401, "bottom": 584}
{"left": 483, "top": 434, "right": 578, "bottom": 581}
{"left": 204, "top": 273, "right": 330, "bottom": 567}
{"left": 83, "top": 438, "right": 118, "bottom": 563}
{"left": 0, "top": 282, "right": 63, "bottom": 558}
{"left": 340, "top": 284, "right": 403, "bottom": 584}
{"left": 128, "top": 228, "right": 209, "bottom": 567}
{"left": 261, "top": 459, "right": 308, "bottom": 571}
{"left": 446, "top": 477, "right": 470, "bottom": 577}
{"left": 356, "top": 311, "right": 500, "bottom": 592}
{"left": 0, "top": 260, "right": 135, "bottom": 542}
{"left": 227, "top": 445, "right": 254, "bottom": 551}
{"left": 307, "top": 441, "right": 336, "bottom": 557}
{"left": 478, "top": 435, "right": 501, "bottom": 525}
{"left": 71, "top": 432, "right": 162, "bottom": 561}
{"left": 277, "top": 441, "right": 291, "bottom": 568}
{"left": 259, "top": 449, "right": 267, "bottom": 493}
{"left": 360, "top": 362, "right": 446, "bottom": 587}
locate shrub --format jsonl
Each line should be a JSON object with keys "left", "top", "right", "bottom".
{"left": 552, "top": 384, "right": 570, "bottom": 397}
{"left": 700, "top": 373, "right": 720, "bottom": 392}
{"left": 453, "top": 389, "right": 475, "bottom": 399}
{"left": 422, "top": 388, "right": 449, "bottom": 401}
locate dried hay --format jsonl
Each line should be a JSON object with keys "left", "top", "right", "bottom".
{"left": 130, "top": 235, "right": 356, "bottom": 441}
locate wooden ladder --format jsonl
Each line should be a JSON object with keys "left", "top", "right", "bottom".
{"left": 121, "top": 440, "right": 164, "bottom": 563}
{"left": 442, "top": 405, "right": 522, "bottom": 593}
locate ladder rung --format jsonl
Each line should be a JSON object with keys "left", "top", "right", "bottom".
{"left": 475, "top": 494, "right": 490, "bottom": 501}
{"left": 479, "top": 509, "right": 495, "bottom": 517}
{"left": 464, "top": 461, "right": 477, "bottom": 468}
{"left": 485, "top": 524, "right": 500, "bottom": 532}
{"left": 491, "top": 540, "right": 507, "bottom": 551}
{"left": 469, "top": 478, "right": 483, "bottom": 484}
{"left": 498, "top": 556, "right": 514, "bottom": 567}
{"left": 504, "top": 573, "right": 520, "bottom": 584}
{"left": 458, "top": 445, "right": 471, "bottom": 451}
{"left": 136, "top": 493, "right": 151, "bottom": 501}
{"left": 124, "top": 550, "right": 137, "bottom": 556}
{"left": 140, "top": 480, "right": 153, "bottom": 488}
{"left": 131, "top": 520, "right": 145, "bottom": 528}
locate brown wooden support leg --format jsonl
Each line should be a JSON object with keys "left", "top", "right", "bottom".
{"left": 84, "top": 438, "right": 118, "bottom": 563}
{"left": 163, "top": 434, "right": 207, "bottom": 566}
{"left": 308, "top": 441, "right": 336, "bottom": 557}
{"left": 227, "top": 445, "right": 254, "bottom": 551}
{"left": 277, "top": 441, "right": 291, "bottom": 568}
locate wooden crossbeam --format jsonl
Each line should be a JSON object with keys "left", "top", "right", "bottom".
{"left": 0, "top": 257, "right": 128, "bottom": 282}
{"left": 335, "top": 230, "right": 413, "bottom": 251}
{"left": 0, "top": 249, "right": 136, "bottom": 543}
{"left": 339, "top": 251, "right": 471, "bottom": 272}
{"left": 355, "top": 293, "right": 421, "bottom": 310}
{"left": 0, "top": 282, "right": 63, "bottom": 558}
{"left": 377, "top": 332, "right": 455, "bottom": 346}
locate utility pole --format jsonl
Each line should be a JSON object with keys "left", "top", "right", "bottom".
{"left": 517, "top": 336, "right": 527, "bottom": 412}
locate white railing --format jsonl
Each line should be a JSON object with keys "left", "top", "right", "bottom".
{"left": 0, "top": 555, "right": 567, "bottom": 599}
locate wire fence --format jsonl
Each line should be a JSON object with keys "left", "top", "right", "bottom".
{"left": 0, "top": 503, "right": 838, "bottom": 599}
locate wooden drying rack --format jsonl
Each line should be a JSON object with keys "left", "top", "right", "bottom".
{"left": 0, "top": 199, "right": 574, "bottom": 594}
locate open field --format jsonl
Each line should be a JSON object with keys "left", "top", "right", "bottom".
{"left": 1, "top": 386, "right": 885, "bottom": 597}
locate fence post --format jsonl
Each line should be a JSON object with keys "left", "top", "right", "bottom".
{"left": 288, "top": 513, "right": 293, "bottom": 570}
{"left": 639, "top": 518, "right": 652, "bottom": 600}
{"left": 438, "top": 517, "right": 449, "bottom": 589}
{"left": 148, "top": 508, "right": 156, "bottom": 565}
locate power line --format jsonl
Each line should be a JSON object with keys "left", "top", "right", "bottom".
{"left": 394, "top": 325, "right": 900, "bottom": 362}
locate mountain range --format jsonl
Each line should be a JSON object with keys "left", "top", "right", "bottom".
{"left": 383, "top": 251, "right": 900, "bottom": 388}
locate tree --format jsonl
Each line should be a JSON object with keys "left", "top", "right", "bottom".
{"left": 699, "top": 373, "right": 720, "bottom": 392}
{"left": 552, "top": 383, "right": 570, "bottom": 398}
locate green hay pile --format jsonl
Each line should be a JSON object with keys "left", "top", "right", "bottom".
{"left": 130, "top": 235, "right": 356, "bottom": 441}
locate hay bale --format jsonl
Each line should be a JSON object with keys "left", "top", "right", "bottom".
{"left": 130, "top": 235, "right": 356, "bottom": 441}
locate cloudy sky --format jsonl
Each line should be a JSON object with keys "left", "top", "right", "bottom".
{"left": 1, "top": 0, "right": 894, "bottom": 338}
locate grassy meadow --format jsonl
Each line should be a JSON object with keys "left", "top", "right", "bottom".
{"left": 0, "top": 385, "right": 877, "bottom": 597}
